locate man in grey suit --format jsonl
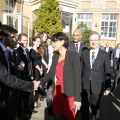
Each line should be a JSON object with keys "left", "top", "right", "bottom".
{"left": 104, "top": 43, "right": 113, "bottom": 59}
{"left": 69, "top": 29, "right": 88, "bottom": 58}
{"left": 81, "top": 31, "right": 111, "bottom": 120}
{"left": 111, "top": 43, "right": 120, "bottom": 75}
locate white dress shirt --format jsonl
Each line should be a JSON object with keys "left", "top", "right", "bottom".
{"left": 105, "top": 47, "right": 109, "bottom": 52}
{"left": 115, "top": 48, "right": 120, "bottom": 58}
{"left": 90, "top": 48, "right": 99, "bottom": 68}
{"left": 20, "top": 46, "right": 27, "bottom": 57}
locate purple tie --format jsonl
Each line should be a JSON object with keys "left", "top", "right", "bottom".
{"left": 75, "top": 43, "right": 78, "bottom": 53}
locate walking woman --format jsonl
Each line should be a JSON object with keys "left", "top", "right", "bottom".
{"left": 40, "top": 32, "right": 82, "bottom": 120}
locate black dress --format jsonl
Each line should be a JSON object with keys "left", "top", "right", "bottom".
{"left": 30, "top": 49, "right": 42, "bottom": 81}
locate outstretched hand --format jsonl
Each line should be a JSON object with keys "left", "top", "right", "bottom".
{"left": 104, "top": 90, "right": 110, "bottom": 96}
{"left": 33, "top": 81, "right": 40, "bottom": 91}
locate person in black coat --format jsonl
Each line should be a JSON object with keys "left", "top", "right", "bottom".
{"left": 30, "top": 36, "right": 43, "bottom": 108}
{"left": 104, "top": 43, "right": 113, "bottom": 59}
{"left": 0, "top": 30, "right": 13, "bottom": 119}
{"left": 17, "top": 33, "right": 32, "bottom": 116}
{"left": 40, "top": 32, "right": 82, "bottom": 120}
{"left": 111, "top": 43, "right": 120, "bottom": 75}
{"left": 0, "top": 29, "right": 36, "bottom": 119}
{"left": 8, "top": 29, "right": 26, "bottom": 120}
{"left": 81, "top": 31, "right": 111, "bottom": 120}
{"left": 69, "top": 29, "right": 88, "bottom": 59}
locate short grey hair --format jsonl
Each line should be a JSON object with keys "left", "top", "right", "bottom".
{"left": 88, "top": 31, "right": 100, "bottom": 40}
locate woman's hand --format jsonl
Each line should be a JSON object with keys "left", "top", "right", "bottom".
{"left": 73, "top": 101, "right": 82, "bottom": 114}
{"left": 104, "top": 90, "right": 110, "bottom": 96}
{"left": 39, "top": 67, "right": 43, "bottom": 75}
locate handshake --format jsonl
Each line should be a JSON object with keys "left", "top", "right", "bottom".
{"left": 33, "top": 80, "right": 41, "bottom": 91}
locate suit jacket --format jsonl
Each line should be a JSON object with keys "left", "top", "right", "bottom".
{"left": 17, "top": 46, "right": 31, "bottom": 81}
{"left": 68, "top": 41, "right": 88, "bottom": 58}
{"left": 41, "top": 50, "right": 82, "bottom": 102}
{"left": 81, "top": 49, "right": 111, "bottom": 95}
{"left": 0, "top": 45, "right": 10, "bottom": 105}
{"left": 111, "top": 48, "right": 120, "bottom": 60}
{"left": 0, "top": 45, "right": 9, "bottom": 70}
{"left": 104, "top": 47, "right": 113, "bottom": 58}
{"left": 0, "top": 65, "right": 33, "bottom": 92}
{"left": 104, "top": 47, "right": 112, "bottom": 54}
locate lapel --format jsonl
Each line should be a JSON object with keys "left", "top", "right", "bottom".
{"left": 18, "top": 46, "right": 28, "bottom": 62}
{"left": 0, "top": 45, "right": 8, "bottom": 69}
{"left": 92, "top": 49, "right": 102, "bottom": 69}
{"left": 53, "top": 50, "right": 69, "bottom": 74}
{"left": 79, "top": 43, "right": 83, "bottom": 55}
{"left": 8, "top": 51, "right": 17, "bottom": 67}
{"left": 71, "top": 42, "right": 76, "bottom": 52}
{"left": 86, "top": 50, "right": 91, "bottom": 69}
{"left": 8, "top": 51, "right": 15, "bottom": 63}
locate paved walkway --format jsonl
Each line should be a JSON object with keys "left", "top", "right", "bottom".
{"left": 31, "top": 99, "right": 49, "bottom": 120}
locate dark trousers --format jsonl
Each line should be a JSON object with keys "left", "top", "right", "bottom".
{"left": 7, "top": 90, "right": 19, "bottom": 120}
{"left": 18, "top": 91, "right": 31, "bottom": 113}
{"left": 113, "top": 58, "right": 119, "bottom": 75}
{"left": 81, "top": 89, "right": 101, "bottom": 120}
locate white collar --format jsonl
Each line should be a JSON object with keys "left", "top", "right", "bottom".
{"left": 90, "top": 48, "right": 99, "bottom": 54}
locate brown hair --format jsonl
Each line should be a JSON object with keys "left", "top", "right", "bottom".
{"left": 32, "top": 36, "right": 44, "bottom": 55}
{"left": 18, "top": 33, "right": 28, "bottom": 41}
{"left": 38, "top": 31, "right": 48, "bottom": 47}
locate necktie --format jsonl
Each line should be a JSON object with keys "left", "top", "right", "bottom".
{"left": 75, "top": 43, "right": 78, "bottom": 53}
{"left": 13, "top": 50, "right": 16, "bottom": 63}
{"left": 92, "top": 52, "right": 95, "bottom": 66}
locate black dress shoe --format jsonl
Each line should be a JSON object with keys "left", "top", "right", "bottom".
{"left": 24, "top": 109, "right": 32, "bottom": 114}
{"left": 32, "top": 110, "right": 38, "bottom": 114}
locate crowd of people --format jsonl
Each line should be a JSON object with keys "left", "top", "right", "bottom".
{"left": 0, "top": 21, "right": 120, "bottom": 120}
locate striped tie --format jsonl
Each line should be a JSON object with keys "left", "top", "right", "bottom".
{"left": 75, "top": 43, "right": 78, "bottom": 53}
{"left": 92, "top": 52, "right": 95, "bottom": 66}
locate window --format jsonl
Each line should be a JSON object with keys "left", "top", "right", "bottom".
{"left": 6, "top": 0, "right": 14, "bottom": 7}
{"left": 101, "top": 14, "right": 118, "bottom": 39}
{"left": 61, "top": 12, "right": 73, "bottom": 34}
{"left": 7, "top": 16, "right": 13, "bottom": 27}
{"left": 77, "top": 14, "right": 92, "bottom": 29}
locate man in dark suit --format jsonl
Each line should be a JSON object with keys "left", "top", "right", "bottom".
{"left": 17, "top": 33, "right": 32, "bottom": 116}
{"left": 0, "top": 31, "right": 12, "bottom": 119}
{"left": 0, "top": 24, "right": 39, "bottom": 120}
{"left": 0, "top": 64, "right": 38, "bottom": 119}
{"left": 104, "top": 43, "right": 113, "bottom": 59}
{"left": 8, "top": 30, "right": 26, "bottom": 120}
{"left": 81, "top": 31, "right": 111, "bottom": 120}
{"left": 111, "top": 43, "right": 120, "bottom": 75}
{"left": 69, "top": 29, "right": 88, "bottom": 58}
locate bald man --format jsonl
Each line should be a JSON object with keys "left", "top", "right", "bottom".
{"left": 69, "top": 29, "right": 88, "bottom": 59}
